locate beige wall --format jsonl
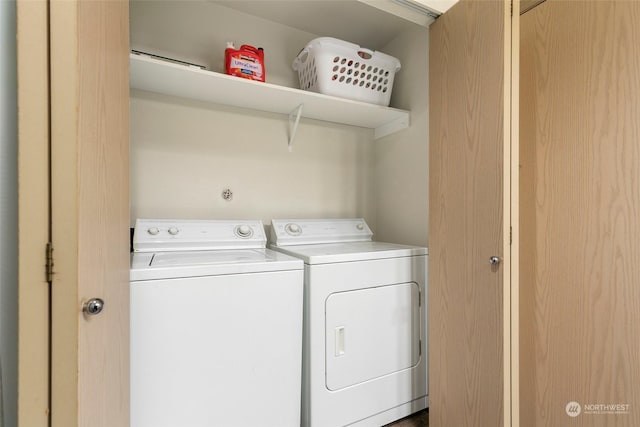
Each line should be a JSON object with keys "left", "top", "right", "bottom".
{"left": 130, "top": 1, "right": 378, "bottom": 228}
{"left": 374, "top": 27, "right": 429, "bottom": 246}
{"left": 130, "top": 90, "right": 376, "bottom": 226}
{"left": 130, "top": 1, "right": 428, "bottom": 240}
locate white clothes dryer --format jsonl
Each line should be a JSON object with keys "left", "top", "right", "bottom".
{"left": 270, "top": 218, "right": 428, "bottom": 427}
{"left": 130, "top": 219, "right": 304, "bottom": 427}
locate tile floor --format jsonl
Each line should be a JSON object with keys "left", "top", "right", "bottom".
{"left": 385, "top": 409, "right": 429, "bottom": 427}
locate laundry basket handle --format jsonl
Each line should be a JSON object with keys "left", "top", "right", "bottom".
{"left": 357, "top": 47, "right": 375, "bottom": 60}
{"left": 292, "top": 47, "right": 310, "bottom": 71}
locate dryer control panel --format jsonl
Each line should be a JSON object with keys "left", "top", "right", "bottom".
{"left": 133, "top": 219, "right": 267, "bottom": 252}
{"left": 270, "top": 218, "right": 373, "bottom": 246}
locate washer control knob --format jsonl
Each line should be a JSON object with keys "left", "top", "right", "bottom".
{"left": 285, "top": 223, "right": 302, "bottom": 235}
{"left": 147, "top": 227, "right": 160, "bottom": 235}
{"left": 236, "top": 225, "right": 253, "bottom": 238}
{"left": 168, "top": 227, "right": 179, "bottom": 236}
{"left": 356, "top": 223, "right": 364, "bottom": 231}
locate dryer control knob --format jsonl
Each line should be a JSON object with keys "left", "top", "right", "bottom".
{"left": 168, "top": 227, "right": 179, "bottom": 235}
{"left": 356, "top": 223, "right": 364, "bottom": 231}
{"left": 286, "top": 223, "right": 301, "bottom": 235}
{"left": 147, "top": 227, "right": 160, "bottom": 235}
{"left": 236, "top": 225, "right": 253, "bottom": 238}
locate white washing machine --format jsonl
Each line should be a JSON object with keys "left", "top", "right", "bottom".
{"left": 130, "top": 219, "right": 304, "bottom": 427}
{"left": 270, "top": 218, "right": 428, "bottom": 427}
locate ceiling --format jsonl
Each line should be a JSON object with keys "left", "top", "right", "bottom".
{"left": 211, "top": 0, "right": 455, "bottom": 50}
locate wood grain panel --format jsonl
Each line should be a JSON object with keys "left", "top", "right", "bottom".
{"left": 518, "top": 3, "right": 538, "bottom": 425}
{"left": 50, "top": 0, "right": 130, "bottom": 426}
{"left": 76, "top": 1, "right": 130, "bottom": 426}
{"left": 509, "top": 2, "right": 521, "bottom": 423}
{"left": 520, "top": 1, "right": 640, "bottom": 425}
{"left": 429, "top": 1, "right": 506, "bottom": 425}
{"left": 50, "top": 2, "right": 81, "bottom": 423}
{"left": 16, "top": 1, "right": 50, "bottom": 425}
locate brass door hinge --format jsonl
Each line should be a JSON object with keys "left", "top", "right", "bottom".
{"left": 46, "top": 242, "right": 54, "bottom": 282}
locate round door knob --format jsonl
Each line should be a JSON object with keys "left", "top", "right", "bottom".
{"left": 83, "top": 298, "right": 104, "bottom": 316}
{"left": 168, "top": 227, "right": 179, "bottom": 235}
{"left": 489, "top": 256, "right": 501, "bottom": 265}
{"left": 147, "top": 227, "right": 160, "bottom": 235}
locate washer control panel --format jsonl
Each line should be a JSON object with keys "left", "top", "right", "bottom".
{"left": 270, "top": 219, "right": 373, "bottom": 246}
{"left": 133, "top": 219, "right": 266, "bottom": 252}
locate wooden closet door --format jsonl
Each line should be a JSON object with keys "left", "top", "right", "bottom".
{"left": 429, "top": 0, "right": 511, "bottom": 425}
{"left": 520, "top": 1, "right": 640, "bottom": 425}
{"left": 49, "top": 1, "right": 130, "bottom": 426}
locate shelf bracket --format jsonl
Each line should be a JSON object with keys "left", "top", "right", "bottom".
{"left": 288, "top": 104, "right": 304, "bottom": 152}
{"left": 374, "top": 114, "right": 410, "bottom": 139}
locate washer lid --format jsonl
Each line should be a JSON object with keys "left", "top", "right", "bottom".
{"left": 270, "top": 241, "right": 428, "bottom": 264}
{"left": 130, "top": 248, "right": 303, "bottom": 281}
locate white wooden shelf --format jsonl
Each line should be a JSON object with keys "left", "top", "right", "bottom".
{"left": 129, "top": 54, "right": 410, "bottom": 144}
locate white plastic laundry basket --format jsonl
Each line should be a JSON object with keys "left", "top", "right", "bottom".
{"left": 292, "top": 37, "right": 401, "bottom": 106}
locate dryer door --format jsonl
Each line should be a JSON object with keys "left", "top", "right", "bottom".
{"left": 325, "top": 282, "right": 421, "bottom": 391}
